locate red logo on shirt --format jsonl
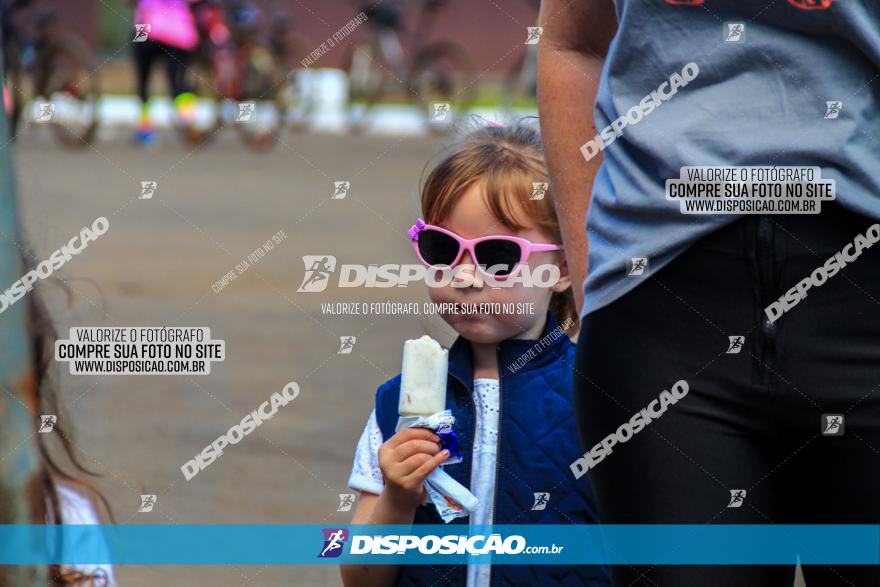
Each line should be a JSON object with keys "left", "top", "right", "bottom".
{"left": 787, "top": 0, "right": 833, "bottom": 9}
{"left": 663, "top": 0, "right": 833, "bottom": 8}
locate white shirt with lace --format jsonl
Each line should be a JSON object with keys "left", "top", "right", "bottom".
{"left": 348, "top": 378, "right": 500, "bottom": 587}
{"left": 48, "top": 485, "right": 117, "bottom": 586}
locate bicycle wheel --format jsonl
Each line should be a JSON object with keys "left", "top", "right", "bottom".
{"left": 233, "top": 43, "right": 286, "bottom": 150}
{"left": 34, "top": 33, "right": 100, "bottom": 148}
{"left": 412, "top": 40, "right": 475, "bottom": 135}
{"left": 344, "top": 42, "right": 385, "bottom": 133}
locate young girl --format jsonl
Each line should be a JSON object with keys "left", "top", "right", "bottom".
{"left": 341, "top": 120, "right": 611, "bottom": 587}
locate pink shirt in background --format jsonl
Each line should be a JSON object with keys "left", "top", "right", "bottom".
{"left": 134, "top": 0, "right": 198, "bottom": 50}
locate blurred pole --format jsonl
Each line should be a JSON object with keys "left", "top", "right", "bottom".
{"left": 0, "top": 53, "right": 48, "bottom": 585}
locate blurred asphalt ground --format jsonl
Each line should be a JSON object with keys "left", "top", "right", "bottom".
{"left": 14, "top": 128, "right": 452, "bottom": 586}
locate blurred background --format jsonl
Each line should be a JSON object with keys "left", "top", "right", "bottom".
{"left": 4, "top": 0, "right": 542, "bottom": 143}
{"left": 2, "top": 0, "right": 541, "bottom": 585}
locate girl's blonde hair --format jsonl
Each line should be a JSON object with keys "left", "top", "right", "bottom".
{"left": 420, "top": 118, "right": 578, "bottom": 335}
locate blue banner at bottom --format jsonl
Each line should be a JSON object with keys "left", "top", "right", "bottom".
{"left": 0, "top": 524, "right": 877, "bottom": 565}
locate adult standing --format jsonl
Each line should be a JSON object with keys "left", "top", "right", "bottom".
{"left": 538, "top": 1, "right": 880, "bottom": 585}
{"left": 129, "top": 0, "right": 199, "bottom": 144}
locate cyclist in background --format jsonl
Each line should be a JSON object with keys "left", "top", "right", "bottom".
{"left": 128, "top": 0, "right": 198, "bottom": 144}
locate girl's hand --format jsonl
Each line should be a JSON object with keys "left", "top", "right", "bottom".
{"left": 378, "top": 427, "right": 450, "bottom": 511}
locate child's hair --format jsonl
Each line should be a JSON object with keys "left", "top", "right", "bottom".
{"left": 22, "top": 250, "right": 115, "bottom": 586}
{"left": 419, "top": 117, "right": 578, "bottom": 335}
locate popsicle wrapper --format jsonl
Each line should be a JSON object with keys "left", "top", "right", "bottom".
{"left": 395, "top": 410, "right": 479, "bottom": 523}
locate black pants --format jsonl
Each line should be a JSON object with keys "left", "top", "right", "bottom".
{"left": 132, "top": 40, "right": 189, "bottom": 103}
{"left": 574, "top": 203, "right": 880, "bottom": 586}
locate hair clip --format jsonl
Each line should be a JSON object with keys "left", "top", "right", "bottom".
{"left": 488, "top": 120, "right": 506, "bottom": 128}
{"left": 407, "top": 218, "right": 427, "bottom": 240}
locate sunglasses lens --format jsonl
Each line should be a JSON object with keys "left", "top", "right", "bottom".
{"left": 474, "top": 239, "right": 522, "bottom": 276}
{"left": 417, "top": 229, "right": 460, "bottom": 266}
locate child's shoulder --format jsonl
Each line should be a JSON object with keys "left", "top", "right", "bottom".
{"left": 538, "top": 334, "right": 577, "bottom": 367}
{"left": 56, "top": 484, "right": 102, "bottom": 525}
{"left": 375, "top": 373, "right": 402, "bottom": 396}
{"left": 559, "top": 337, "right": 577, "bottom": 361}
{"left": 372, "top": 374, "right": 403, "bottom": 440}
{"left": 522, "top": 337, "right": 576, "bottom": 390}
{"left": 54, "top": 485, "right": 117, "bottom": 586}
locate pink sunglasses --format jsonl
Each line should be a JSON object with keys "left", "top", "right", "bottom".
{"left": 407, "top": 218, "right": 562, "bottom": 279}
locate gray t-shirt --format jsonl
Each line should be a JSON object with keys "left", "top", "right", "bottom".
{"left": 582, "top": 0, "right": 880, "bottom": 320}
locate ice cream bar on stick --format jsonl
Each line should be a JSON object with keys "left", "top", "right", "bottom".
{"left": 395, "top": 335, "right": 476, "bottom": 522}
{"left": 399, "top": 335, "right": 448, "bottom": 416}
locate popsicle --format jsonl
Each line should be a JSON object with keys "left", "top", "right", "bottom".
{"left": 398, "top": 335, "right": 449, "bottom": 416}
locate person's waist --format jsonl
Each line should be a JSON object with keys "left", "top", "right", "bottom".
{"left": 693, "top": 202, "right": 877, "bottom": 258}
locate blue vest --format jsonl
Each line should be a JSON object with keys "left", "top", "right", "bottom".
{"left": 374, "top": 312, "right": 611, "bottom": 587}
